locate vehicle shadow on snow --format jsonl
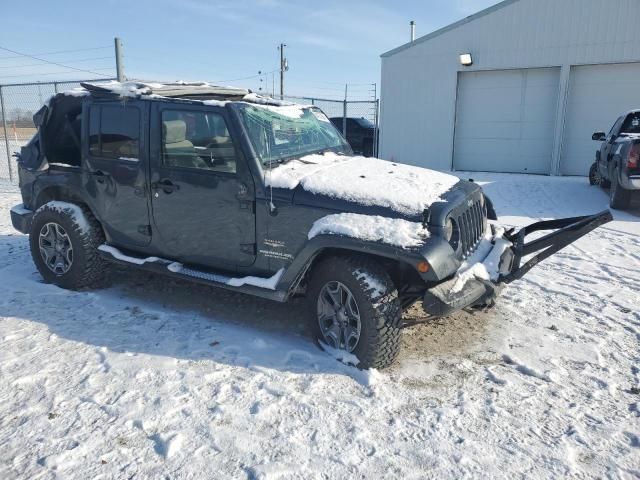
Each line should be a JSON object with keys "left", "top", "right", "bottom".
{"left": 1, "top": 234, "right": 489, "bottom": 381}
{"left": 0, "top": 240, "right": 365, "bottom": 381}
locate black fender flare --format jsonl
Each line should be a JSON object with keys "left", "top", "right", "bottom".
{"left": 274, "top": 234, "right": 454, "bottom": 298}
{"left": 32, "top": 176, "right": 101, "bottom": 225}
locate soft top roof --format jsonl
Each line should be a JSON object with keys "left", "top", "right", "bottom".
{"left": 55, "top": 80, "right": 299, "bottom": 108}
{"left": 81, "top": 80, "right": 249, "bottom": 99}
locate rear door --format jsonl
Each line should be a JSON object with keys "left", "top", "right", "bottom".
{"left": 83, "top": 99, "right": 151, "bottom": 247}
{"left": 148, "top": 102, "right": 256, "bottom": 269}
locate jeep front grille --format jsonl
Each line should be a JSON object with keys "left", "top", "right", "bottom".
{"left": 456, "top": 199, "right": 488, "bottom": 258}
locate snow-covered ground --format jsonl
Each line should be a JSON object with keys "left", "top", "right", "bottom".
{"left": 1, "top": 175, "right": 639, "bottom": 479}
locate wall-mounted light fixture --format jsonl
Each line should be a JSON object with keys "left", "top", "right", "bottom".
{"left": 460, "top": 53, "right": 473, "bottom": 66}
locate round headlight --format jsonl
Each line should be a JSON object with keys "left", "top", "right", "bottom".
{"left": 445, "top": 218, "right": 461, "bottom": 251}
{"left": 444, "top": 218, "right": 454, "bottom": 241}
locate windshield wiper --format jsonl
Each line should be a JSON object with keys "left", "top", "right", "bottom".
{"left": 262, "top": 146, "right": 347, "bottom": 167}
{"left": 263, "top": 159, "right": 283, "bottom": 168}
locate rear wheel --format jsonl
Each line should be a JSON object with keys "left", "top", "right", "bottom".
{"left": 30, "top": 201, "right": 107, "bottom": 289}
{"left": 609, "top": 168, "right": 631, "bottom": 210}
{"left": 308, "top": 256, "right": 402, "bottom": 369}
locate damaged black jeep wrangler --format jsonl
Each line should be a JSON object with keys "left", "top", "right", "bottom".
{"left": 10, "top": 81, "right": 612, "bottom": 368}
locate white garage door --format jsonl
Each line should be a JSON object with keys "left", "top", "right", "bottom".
{"left": 561, "top": 63, "right": 640, "bottom": 176}
{"left": 453, "top": 68, "right": 560, "bottom": 174}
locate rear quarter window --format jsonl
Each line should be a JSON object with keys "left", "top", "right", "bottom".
{"left": 88, "top": 104, "right": 140, "bottom": 160}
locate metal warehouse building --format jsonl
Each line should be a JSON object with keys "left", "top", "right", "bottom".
{"left": 379, "top": 0, "right": 640, "bottom": 176}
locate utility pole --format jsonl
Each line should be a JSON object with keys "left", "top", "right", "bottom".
{"left": 114, "top": 37, "right": 125, "bottom": 82}
{"left": 279, "top": 43, "right": 287, "bottom": 99}
{"left": 342, "top": 83, "right": 348, "bottom": 137}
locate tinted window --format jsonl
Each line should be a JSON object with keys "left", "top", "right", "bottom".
{"left": 161, "top": 110, "right": 237, "bottom": 173}
{"left": 355, "top": 117, "right": 374, "bottom": 128}
{"left": 88, "top": 105, "right": 140, "bottom": 159}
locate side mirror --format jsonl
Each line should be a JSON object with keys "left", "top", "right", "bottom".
{"left": 592, "top": 131, "right": 606, "bottom": 141}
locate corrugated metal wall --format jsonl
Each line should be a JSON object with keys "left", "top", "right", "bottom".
{"left": 380, "top": 0, "right": 640, "bottom": 174}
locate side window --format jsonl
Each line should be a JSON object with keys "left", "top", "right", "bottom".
{"left": 88, "top": 104, "right": 140, "bottom": 160}
{"left": 161, "top": 110, "right": 237, "bottom": 173}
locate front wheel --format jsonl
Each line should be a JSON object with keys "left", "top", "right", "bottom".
{"left": 308, "top": 256, "right": 402, "bottom": 369}
{"left": 29, "top": 201, "right": 108, "bottom": 289}
{"left": 609, "top": 168, "right": 631, "bottom": 210}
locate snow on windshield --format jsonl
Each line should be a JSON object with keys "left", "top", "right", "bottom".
{"left": 242, "top": 94, "right": 309, "bottom": 119}
{"left": 265, "top": 152, "right": 460, "bottom": 216}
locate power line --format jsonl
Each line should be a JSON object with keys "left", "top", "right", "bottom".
{"left": 0, "top": 56, "right": 113, "bottom": 69}
{"left": 0, "top": 46, "right": 111, "bottom": 60}
{"left": 212, "top": 69, "right": 279, "bottom": 84}
{"left": 300, "top": 85, "right": 374, "bottom": 93}
{"left": 0, "top": 67, "right": 113, "bottom": 80}
{"left": 0, "top": 45, "right": 112, "bottom": 77}
{"left": 303, "top": 80, "right": 376, "bottom": 87}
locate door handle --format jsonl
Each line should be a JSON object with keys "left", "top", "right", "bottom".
{"left": 91, "top": 170, "right": 108, "bottom": 184}
{"left": 152, "top": 179, "right": 179, "bottom": 194}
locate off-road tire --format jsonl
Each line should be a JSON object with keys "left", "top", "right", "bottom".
{"left": 308, "top": 256, "right": 402, "bottom": 369}
{"left": 588, "top": 162, "right": 600, "bottom": 186}
{"left": 30, "top": 201, "right": 108, "bottom": 290}
{"left": 609, "top": 168, "right": 631, "bottom": 210}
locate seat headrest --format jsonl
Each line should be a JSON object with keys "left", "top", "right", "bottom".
{"left": 163, "top": 120, "right": 187, "bottom": 144}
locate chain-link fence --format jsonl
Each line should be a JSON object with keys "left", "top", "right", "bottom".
{"left": 0, "top": 79, "right": 378, "bottom": 182}
{"left": 282, "top": 95, "right": 379, "bottom": 158}
{"left": 0, "top": 78, "right": 117, "bottom": 182}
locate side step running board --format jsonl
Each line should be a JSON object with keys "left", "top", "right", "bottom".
{"left": 97, "top": 245, "right": 288, "bottom": 302}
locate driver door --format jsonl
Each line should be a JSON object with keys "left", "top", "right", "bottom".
{"left": 148, "top": 102, "right": 256, "bottom": 269}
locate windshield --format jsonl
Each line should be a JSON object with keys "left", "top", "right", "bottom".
{"left": 237, "top": 103, "right": 350, "bottom": 164}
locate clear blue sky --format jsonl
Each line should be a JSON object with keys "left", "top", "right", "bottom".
{"left": 2, "top": 0, "right": 500, "bottom": 99}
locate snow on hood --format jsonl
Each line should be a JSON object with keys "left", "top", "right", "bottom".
{"left": 265, "top": 152, "right": 460, "bottom": 216}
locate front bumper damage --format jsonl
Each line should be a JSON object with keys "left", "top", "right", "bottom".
{"left": 422, "top": 210, "right": 613, "bottom": 317}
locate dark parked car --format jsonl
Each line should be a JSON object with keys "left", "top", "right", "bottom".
{"left": 590, "top": 110, "right": 640, "bottom": 209}
{"left": 329, "top": 116, "right": 377, "bottom": 157}
{"left": 10, "top": 81, "right": 611, "bottom": 368}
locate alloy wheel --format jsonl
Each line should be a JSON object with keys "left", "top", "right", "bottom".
{"left": 38, "top": 222, "right": 73, "bottom": 275}
{"left": 317, "top": 281, "right": 362, "bottom": 352}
